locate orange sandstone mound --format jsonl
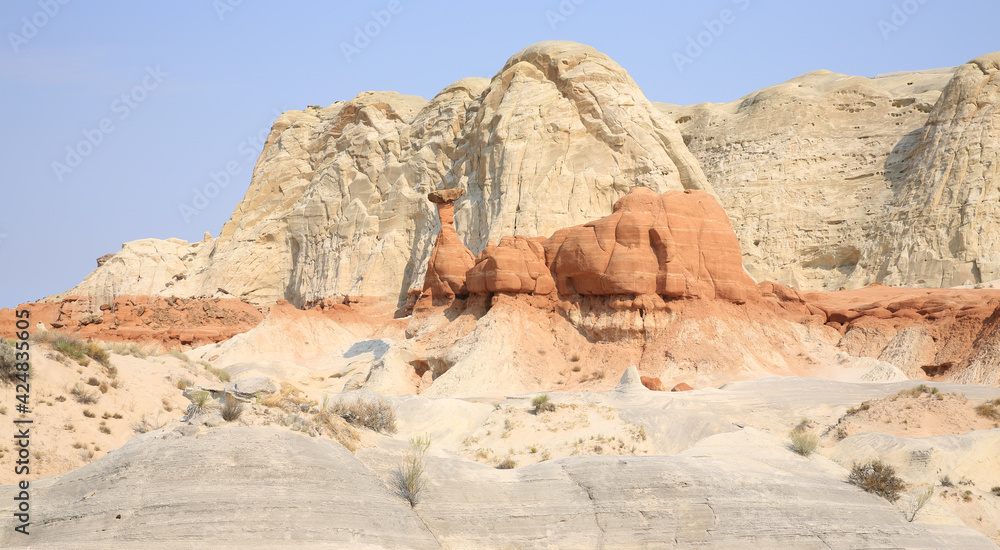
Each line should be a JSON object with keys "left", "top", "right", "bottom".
{"left": 546, "top": 188, "right": 756, "bottom": 302}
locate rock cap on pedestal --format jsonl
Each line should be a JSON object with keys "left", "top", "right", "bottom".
{"left": 429, "top": 188, "right": 465, "bottom": 204}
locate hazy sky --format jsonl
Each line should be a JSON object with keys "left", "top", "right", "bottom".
{"left": 1, "top": 1, "right": 997, "bottom": 309}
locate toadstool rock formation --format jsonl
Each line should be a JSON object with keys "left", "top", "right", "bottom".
{"left": 422, "top": 189, "right": 475, "bottom": 299}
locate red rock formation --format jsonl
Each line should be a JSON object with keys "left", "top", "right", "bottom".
{"left": 671, "top": 382, "right": 694, "bottom": 392}
{"left": 422, "top": 189, "right": 476, "bottom": 299}
{"left": 466, "top": 236, "right": 555, "bottom": 294}
{"left": 545, "top": 187, "right": 757, "bottom": 303}
{"left": 0, "top": 295, "right": 264, "bottom": 347}
{"left": 641, "top": 376, "right": 666, "bottom": 391}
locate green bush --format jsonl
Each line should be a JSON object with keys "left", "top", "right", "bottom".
{"left": 532, "top": 394, "right": 556, "bottom": 414}
{"left": 191, "top": 390, "right": 210, "bottom": 409}
{"left": 40, "top": 332, "right": 109, "bottom": 367}
{"left": 848, "top": 460, "right": 906, "bottom": 502}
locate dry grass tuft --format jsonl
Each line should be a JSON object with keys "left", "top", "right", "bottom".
{"left": 314, "top": 410, "right": 360, "bottom": 452}
{"left": 789, "top": 429, "right": 819, "bottom": 456}
{"left": 71, "top": 383, "right": 100, "bottom": 404}
{"left": 221, "top": 395, "right": 245, "bottom": 422}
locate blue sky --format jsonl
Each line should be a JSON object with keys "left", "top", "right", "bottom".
{"left": 1, "top": 0, "right": 997, "bottom": 309}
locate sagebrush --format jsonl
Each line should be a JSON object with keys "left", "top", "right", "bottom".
{"left": 848, "top": 459, "right": 906, "bottom": 502}
{"left": 328, "top": 397, "right": 396, "bottom": 434}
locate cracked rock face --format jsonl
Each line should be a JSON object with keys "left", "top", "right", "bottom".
{"left": 660, "top": 66, "right": 955, "bottom": 291}
{"left": 856, "top": 53, "right": 1000, "bottom": 288}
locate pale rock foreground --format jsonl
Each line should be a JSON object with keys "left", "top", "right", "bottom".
{"left": 0, "top": 425, "right": 993, "bottom": 549}
{"left": 3, "top": 378, "right": 999, "bottom": 548}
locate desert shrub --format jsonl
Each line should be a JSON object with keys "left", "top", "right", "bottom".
{"left": 71, "top": 383, "right": 100, "bottom": 404}
{"left": 85, "top": 342, "right": 110, "bottom": 367}
{"left": 845, "top": 402, "right": 871, "bottom": 415}
{"left": 55, "top": 338, "right": 90, "bottom": 366}
{"left": 176, "top": 379, "right": 188, "bottom": 390}
{"left": 990, "top": 486, "right": 1000, "bottom": 496}
{"left": 86, "top": 376, "right": 101, "bottom": 387}
{"left": 98, "top": 381, "right": 109, "bottom": 394}
{"left": 532, "top": 394, "right": 556, "bottom": 414}
{"left": 43, "top": 332, "right": 109, "bottom": 367}
{"left": 789, "top": 429, "right": 819, "bottom": 456}
{"left": 899, "top": 384, "right": 938, "bottom": 398}
{"left": 496, "top": 457, "right": 516, "bottom": 469}
{"left": 221, "top": 395, "right": 245, "bottom": 422}
{"left": 940, "top": 475, "right": 954, "bottom": 487}
{"left": 131, "top": 414, "right": 156, "bottom": 434}
{"left": 975, "top": 402, "right": 1000, "bottom": 421}
{"left": 0, "top": 341, "right": 21, "bottom": 384}
{"left": 111, "top": 342, "right": 148, "bottom": 359}
{"left": 848, "top": 459, "right": 906, "bottom": 502}
{"left": 204, "top": 364, "right": 231, "bottom": 382}
{"left": 82, "top": 409, "right": 96, "bottom": 418}
{"left": 167, "top": 350, "right": 191, "bottom": 363}
{"left": 314, "top": 410, "right": 360, "bottom": 452}
{"left": 191, "top": 390, "right": 210, "bottom": 409}
{"left": 394, "top": 435, "right": 431, "bottom": 506}
{"left": 329, "top": 397, "right": 397, "bottom": 434}
{"left": 569, "top": 353, "right": 580, "bottom": 363}
{"left": 98, "top": 424, "right": 111, "bottom": 435}
{"left": 905, "top": 486, "right": 934, "bottom": 522}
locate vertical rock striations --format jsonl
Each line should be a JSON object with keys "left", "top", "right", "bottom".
{"left": 49, "top": 42, "right": 709, "bottom": 308}
{"left": 857, "top": 53, "right": 1000, "bottom": 287}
